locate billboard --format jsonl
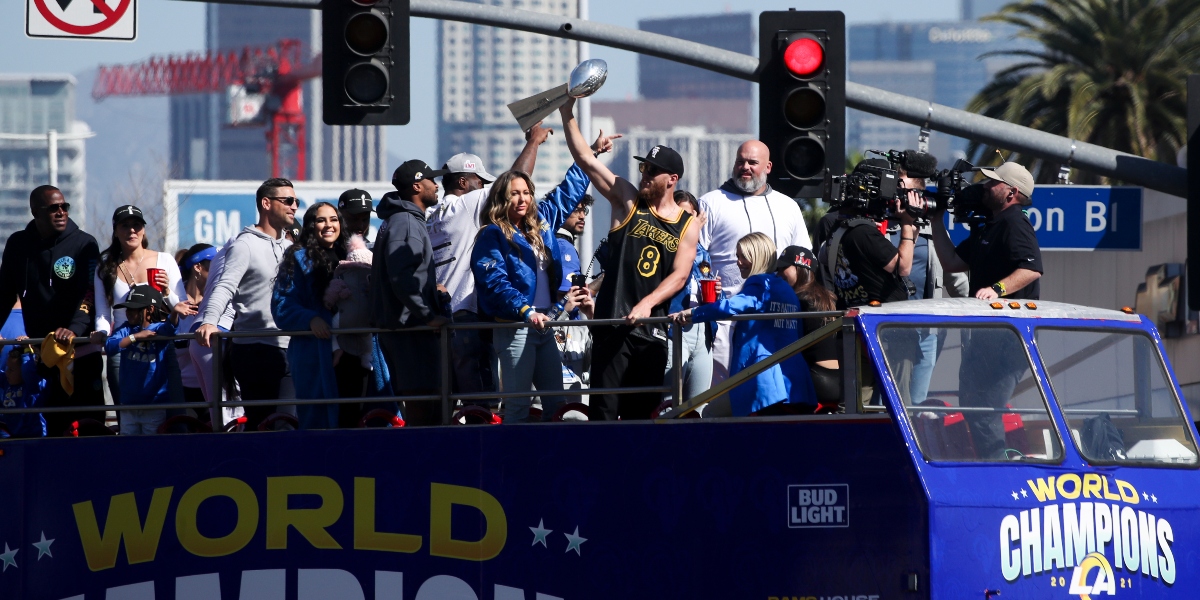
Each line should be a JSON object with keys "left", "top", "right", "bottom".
{"left": 164, "top": 180, "right": 394, "bottom": 254}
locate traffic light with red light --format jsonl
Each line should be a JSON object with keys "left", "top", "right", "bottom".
{"left": 323, "top": 0, "right": 410, "bottom": 125}
{"left": 759, "top": 11, "right": 845, "bottom": 198}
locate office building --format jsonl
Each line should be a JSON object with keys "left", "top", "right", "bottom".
{"left": 961, "top": 0, "right": 1010, "bottom": 20}
{"left": 638, "top": 13, "right": 753, "bottom": 100}
{"left": 590, "top": 13, "right": 754, "bottom": 138}
{"left": 847, "top": 19, "right": 1035, "bottom": 162}
{"left": 0, "top": 75, "right": 89, "bottom": 248}
{"left": 437, "top": 0, "right": 579, "bottom": 182}
{"left": 170, "top": 5, "right": 385, "bottom": 182}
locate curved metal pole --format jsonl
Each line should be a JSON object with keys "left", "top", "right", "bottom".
{"left": 175, "top": 0, "right": 1188, "bottom": 197}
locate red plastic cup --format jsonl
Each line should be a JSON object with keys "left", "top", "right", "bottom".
{"left": 147, "top": 268, "right": 166, "bottom": 293}
{"left": 699, "top": 279, "right": 718, "bottom": 304}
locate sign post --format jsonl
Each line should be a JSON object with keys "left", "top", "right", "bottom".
{"left": 27, "top": 0, "right": 137, "bottom": 42}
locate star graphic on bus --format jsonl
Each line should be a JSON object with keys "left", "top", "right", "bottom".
{"left": 1010, "top": 491, "right": 1018, "bottom": 500}
{"left": 564, "top": 527, "right": 587, "bottom": 555}
{"left": 530, "top": 519, "right": 552, "bottom": 548}
{"left": 0, "top": 543, "right": 16, "bottom": 572}
{"left": 32, "top": 532, "right": 54, "bottom": 560}
{"left": 1020, "top": 489, "right": 1027, "bottom": 498}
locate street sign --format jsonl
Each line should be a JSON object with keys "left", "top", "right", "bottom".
{"left": 944, "top": 185, "right": 1142, "bottom": 251}
{"left": 27, "top": 0, "right": 137, "bottom": 42}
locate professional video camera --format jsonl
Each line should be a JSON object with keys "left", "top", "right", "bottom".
{"left": 932, "top": 158, "right": 990, "bottom": 227}
{"left": 829, "top": 151, "right": 991, "bottom": 227}
{"left": 828, "top": 149, "right": 939, "bottom": 222}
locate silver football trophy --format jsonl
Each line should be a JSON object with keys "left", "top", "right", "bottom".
{"left": 507, "top": 59, "right": 608, "bottom": 132}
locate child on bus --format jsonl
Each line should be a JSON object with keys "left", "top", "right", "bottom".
{"left": 105, "top": 284, "right": 177, "bottom": 435}
{"left": 0, "top": 344, "right": 47, "bottom": 438}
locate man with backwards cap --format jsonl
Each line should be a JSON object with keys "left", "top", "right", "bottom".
{"left": 929, "top": 160, "right": 1043, "bottom": 459}
{"left": 559, "top": 97, "right": 701, "bottom": 421}
{"left": 373, "top": 159, "right": 450, "bottom": 426}
{"left": 338, "top": 188, "right": 375, "bottom": 246}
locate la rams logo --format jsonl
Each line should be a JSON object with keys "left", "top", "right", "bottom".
{"left": 1068, "top": 552, "right": 1115, "bottom": 598}
{"left": 52, "top": 256, "right": 75, "bottom": 279}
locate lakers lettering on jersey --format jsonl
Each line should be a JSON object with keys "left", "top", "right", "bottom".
{"left": 594, "top": 201, "right": 693, "bottom": 338}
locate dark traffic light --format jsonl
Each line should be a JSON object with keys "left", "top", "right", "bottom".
{"left": 759, "top": 11, "right": 845, "bottom": 198}
{"left": 323, "top": 0, "right": 410, "bottom": 125}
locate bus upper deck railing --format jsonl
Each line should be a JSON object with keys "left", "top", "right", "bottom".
{"left": 0, "top": 311, "right": 847, "bottom": 428}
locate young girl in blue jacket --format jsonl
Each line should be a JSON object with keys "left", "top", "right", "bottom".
{"left": 670, "top": 232, "right": 817, "bottom": 416}
{"left": 471, "top": 168, "right": 591, "bottom": 422}
{"left": 272, "top": 202, "right": 346, "bottom": 429}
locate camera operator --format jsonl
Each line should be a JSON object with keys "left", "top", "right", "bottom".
{"left": 928, "top": 161, "right": 1041, "bottom": 459}
{"left": 929, "top": 161, "right": 1041, "bottom": 300}
{"left": 818, "top": 159, "right": 919, "bottom": 309}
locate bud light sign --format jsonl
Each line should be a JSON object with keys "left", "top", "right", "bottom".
{"left": 788, "top": 484, "right": 849, "bottom": 528}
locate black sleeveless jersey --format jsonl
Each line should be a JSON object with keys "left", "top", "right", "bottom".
{"left": 595, "top": 199, "right": 695, "bottom": 341}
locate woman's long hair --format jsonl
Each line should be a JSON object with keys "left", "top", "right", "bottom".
{"left": 480, "top": 170, "right": 546, "bottom": 258}
{"left": 279, "top": 202, "right": 346, "bottom": 300}
{"left": 736, "top": 232, "right": 777, "bottom": 278}
{"left": 98, "top": 212, "right": 151, "bottom": 306}
{"left": 793, "top": 265, "right": 836, "bottom": 313}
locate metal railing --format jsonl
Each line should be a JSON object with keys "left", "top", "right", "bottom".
{"left": 0, "top": 310, "right": 847, "bottom": 430}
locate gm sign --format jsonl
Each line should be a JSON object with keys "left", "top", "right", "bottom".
{"left": 787, "top": 484, "right": 849, "bottom": 528}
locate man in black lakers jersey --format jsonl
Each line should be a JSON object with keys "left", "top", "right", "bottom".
{"left": 560, "top": 98, "right": 701, "bottom": 420}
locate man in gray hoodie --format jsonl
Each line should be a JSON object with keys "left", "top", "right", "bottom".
{"left": 373, "top": 160, "right": 448, "bottom": 426}
{"left": 195, "top": 177, "right": 296, "bottom": 430}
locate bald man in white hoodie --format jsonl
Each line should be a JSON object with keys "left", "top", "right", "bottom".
{"left": 698, "top": 140, "right": 812, "bottom": 384}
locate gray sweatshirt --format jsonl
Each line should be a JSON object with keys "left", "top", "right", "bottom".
{"left": 200, "top": 226, "right": 291, "bottom": 346}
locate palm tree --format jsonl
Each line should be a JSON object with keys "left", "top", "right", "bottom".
{"left": 967, "top": 0, "right": 1200, "bottom": 183}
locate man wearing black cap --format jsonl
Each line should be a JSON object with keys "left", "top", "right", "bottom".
{"left": 0, "top": 185, "right": 103, "bottom": 435}
{"left": 559, "top": 98, "right": 701, "bottom": 420}
{"left": 373, "top": 159, "right": 450, "bottom": 426}
{"left": 338, "top": 188, "right": 375, "bottom": 245}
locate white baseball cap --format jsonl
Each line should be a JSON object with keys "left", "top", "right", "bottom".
{"left": 980, "top": 162, "right": 1035, "bottom": 205}
{"left": 442, "top": 153, "right": 495, "bottom": 183}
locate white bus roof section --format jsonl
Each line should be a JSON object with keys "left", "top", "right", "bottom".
{"left": 856, "top": 298, "right": 1142, "bottom": 322}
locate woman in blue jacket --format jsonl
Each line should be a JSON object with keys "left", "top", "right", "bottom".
{"left": 272, "top": 202, "right": 346, "bottom": 429}
{"left": 670, "top": 232, "right": 817, "bottom": 416}
{"left": 471, "top": 167, "right": 591, "bottom": 422}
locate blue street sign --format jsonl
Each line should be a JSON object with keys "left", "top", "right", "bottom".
{"left": 944, "top": 185, "right": 1142, "bottom": 251}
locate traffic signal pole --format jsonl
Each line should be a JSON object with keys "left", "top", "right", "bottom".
{"left": 171, "top": 0, "right": 1186, "bottom": 198}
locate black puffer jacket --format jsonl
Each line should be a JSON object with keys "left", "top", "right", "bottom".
{"left": 0, "top": 219, "right": 100, "bottom": 338}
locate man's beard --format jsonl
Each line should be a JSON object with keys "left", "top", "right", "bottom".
{"left": 732, "top": 172, "right": 767, "bottom": 194}
{"left": 637, "top": 177, "right": 668, "bottom": 203}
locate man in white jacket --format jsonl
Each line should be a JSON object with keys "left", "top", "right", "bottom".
{"left": 698, "top": 140, "right": 812, "bottom": 384}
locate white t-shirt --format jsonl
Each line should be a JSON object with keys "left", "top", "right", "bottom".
{"left": 93, "top": 251, "right": 185, "bottom": 334}
{"left": 698, "top": 185, "right": 812, "bottom": 293}
{"left": 428, "top": 187, "right": 490, "bottom": 314}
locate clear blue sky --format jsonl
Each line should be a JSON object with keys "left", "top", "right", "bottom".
{"left": 0, "top": 0, "right": 961, "bottom": 167}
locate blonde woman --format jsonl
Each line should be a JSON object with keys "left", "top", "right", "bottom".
{"left": 670, "top": 232, "right": 816, "bottom": 416}
{"left": 470, "top": 168, "right": 592, "bottom": 422}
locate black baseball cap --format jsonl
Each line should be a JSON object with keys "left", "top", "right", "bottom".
{"left": 634, "top": 145, "right": 685, "bottom": 177}
{"left": 777, "top": 246, "right": 816, "bottom": 271}
{"left": 112, "top": 205, "right": 145, "bottom": 226}
{"left": 392, "top": 160, "right": 448, "bottom": 189}
{"left": 338, "top": 189, "right": 373, "bottom": 215}
{"left": 114, "top": 284, "right": 167, "bottom": 311}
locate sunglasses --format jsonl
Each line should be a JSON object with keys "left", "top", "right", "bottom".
{"left": 43, "top": 202, "right": 70, "bottom": 214}
{"left": 638, "top": 162, "right": 666, "bottom": 176}
{"left": 267, "top": 196, "right": 299, "bottom": 206}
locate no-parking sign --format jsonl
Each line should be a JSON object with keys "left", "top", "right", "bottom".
{"left": 27, "top": 0, "right": 137, "bottom": 41}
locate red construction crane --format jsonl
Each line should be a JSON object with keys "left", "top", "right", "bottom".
{"left": 93, "top": 39, "right": 321, "bottom": 180}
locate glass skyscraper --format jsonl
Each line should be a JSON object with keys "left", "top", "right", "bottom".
{"left": 848, "top": 18, "right": 1036, "bottom": 163}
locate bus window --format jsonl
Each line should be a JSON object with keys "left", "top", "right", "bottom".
{"left": 1035, "top": 328, "right": 1199, "bottom": 467}
{"left": 879, "top": 325, "right": 1063, "bottom": 463}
